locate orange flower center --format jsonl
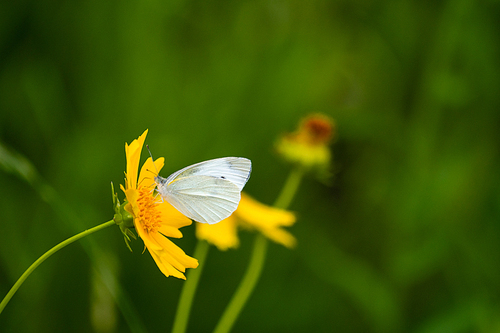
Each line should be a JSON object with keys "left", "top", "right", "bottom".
{"left": 136, "top": 188, "right": 161, "bottom": 234}
{"left": 299, "top": 115, "right": 334, "bottom": 145}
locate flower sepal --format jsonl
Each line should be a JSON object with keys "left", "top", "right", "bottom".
{"left": 111, "top": 182, "right": 136, "bottom": 251}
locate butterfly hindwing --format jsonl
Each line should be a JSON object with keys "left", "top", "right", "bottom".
{"left": 165, "top": 157, "right": 251, "bottom": 191}
{"left": 163, "top": 175, "right": 241, "bottom": 224}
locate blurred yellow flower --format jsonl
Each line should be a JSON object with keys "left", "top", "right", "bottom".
{"left": 196, "top": 193, "right": 296, "bottom": 250}
{"left": 276, "top": 114, "right": 335, "bottom": 173}
{"left": 120, "top": 130, "right": 198, "bottom": 279}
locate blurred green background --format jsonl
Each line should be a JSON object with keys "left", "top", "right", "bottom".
{"left": 1, "top": 0, "right": 500, "bottom": 332}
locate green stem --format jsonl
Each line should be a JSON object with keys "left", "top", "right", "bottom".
{"left": 212, "top": 168, "right": 303, "bottom": 333}
{"left": 172, "top": 240, "right": 210, "bottom": 333}
{"left": 273, "top": 167, "right": 304, "bottom": 209}
{"left": 212, "top": 234, "right": 268, "bottom": 333}
{"left": 1, "top": 145, "right": 147, "bottom": 332}
{"left": 0, "top": 220, "right": 116, "bottom": 315}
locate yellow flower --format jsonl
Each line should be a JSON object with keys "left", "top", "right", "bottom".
{"left": 276, "top": 114, "right": 335, "bottom": 173}
{"left": 196, "top": 193, "right": 296, "bottom": 250}
{"left": 120, "top": 130, "right": 198, "bottom": 279}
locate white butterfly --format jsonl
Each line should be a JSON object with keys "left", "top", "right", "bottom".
{"left": 153, "top": 156, "right": 252, "bottom": 224}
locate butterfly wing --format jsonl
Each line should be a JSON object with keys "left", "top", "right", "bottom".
{"left": 158, "top": 157, "right": 252, "bottom": 224}
{"left": 165, "top": 157, "right": 251, "bottom": 191}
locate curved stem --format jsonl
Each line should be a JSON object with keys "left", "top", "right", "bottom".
{"left": 172, "top": 240, "right": 210, "bottom": 333}
{"left": 0, "top": 220, "right": 116, "bottom": 314}
{"left": 0, "top": 146, "right": 146, "bottom": 332}
{"left": 212, "top": 168, "right": 303, "bottom": 333}
{"left": 212, "top": 234, "right": 268, "bottom": 333}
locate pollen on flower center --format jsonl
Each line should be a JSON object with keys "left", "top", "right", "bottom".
{"left": 136, "top": 188, "right": 162, "bottom": 233}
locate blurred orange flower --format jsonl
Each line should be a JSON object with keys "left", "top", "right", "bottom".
{"left": 276, "top": 114, "right": 335, "bottom": 173}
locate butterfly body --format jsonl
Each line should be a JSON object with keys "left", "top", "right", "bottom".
{"left": 154, "top": 157, "right": 251, "bottom": 224}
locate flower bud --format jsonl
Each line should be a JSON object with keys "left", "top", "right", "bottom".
{"left": 276, "top": 114, "right": 335, "bottom": 177}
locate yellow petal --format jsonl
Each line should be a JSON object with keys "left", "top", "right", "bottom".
{"left": 157, "top": 224, "right": 183, "bottom": 239}
{"left": 236, "top": 193, "right": 297, "bottom": 248}
{"left": 138, "top": 157, "right": 164, "bottom": 190}
{"left": 258, "top": 226, "right": 297, "bottom": 249}
{"left": 123, "top": 188, "right": 140, "bottom": 217}
{"left": 150, "top": 251, "right": 188, "bottom": 280}
{"left": 146, "top": 233, "right": 199, "bottom": 279}
{"left": 237, "top": 193, "right": 296, "bottom": 228}
{"left": 158, "top": 201, "right": 192, "bottom": 229}
{"left": 196, "top": 217, "right": 239, "bottom": 251}
{"left": 125, "top": 129, "right": 148, "bottom": 190}
{"left": 153, "top": 233, "right": 198, "bottom": 267}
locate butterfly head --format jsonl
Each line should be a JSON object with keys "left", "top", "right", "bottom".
{"left": 154, "top": 175, "right": 167, "bottom": 186}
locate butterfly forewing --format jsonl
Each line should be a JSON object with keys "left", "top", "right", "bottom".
{"left": 165, "top": 157, "right": 251, "bottom": 191}
{"left": 163, "top": 175, "right": 241, "bottom": 224}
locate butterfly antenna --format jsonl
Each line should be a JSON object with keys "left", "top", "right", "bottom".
{"left": 146, "top": 144, "right": 159, "bottom": 176}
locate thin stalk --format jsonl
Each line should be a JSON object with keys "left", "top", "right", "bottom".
{"left": 212, "top": 234, "right": 268, "bottom": 333}
{"left": 273, "top": 167, "right": 304, "bottom": 209}
{"left": 172, "top": 240, "right": 210, "bottom": 333}
{"left": 212, "top": 168, "right": 303, "bottom": 333}
{"left": 0, "top": 220, "right": 116, "bottom": 314}
{"left": 0, "top": 144, "right": 146, "bottom": 332}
